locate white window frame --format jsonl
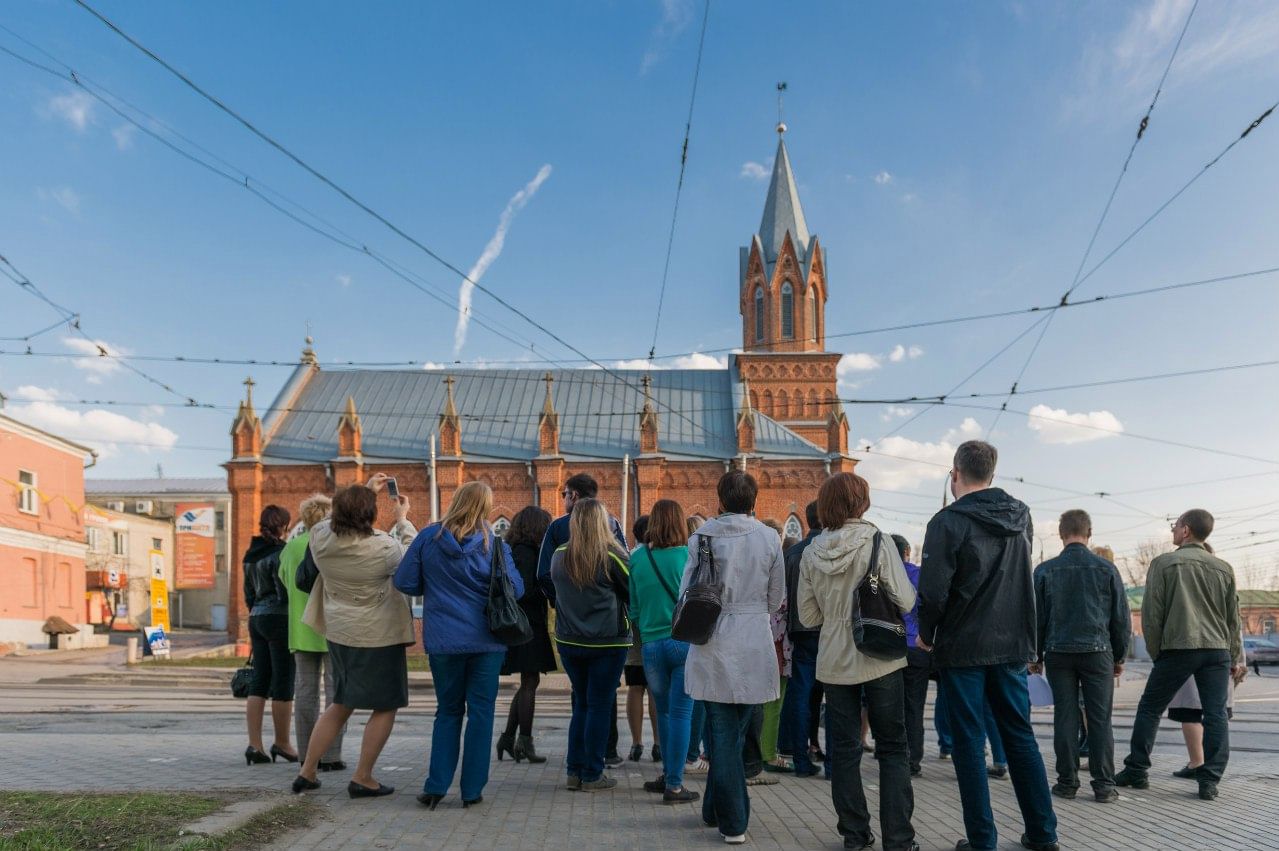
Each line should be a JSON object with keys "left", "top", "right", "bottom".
{"left": 112, "top": 530, "right": 128, "bottom": 556}
{"left": 87, "top": 527, "right": 103, "bottom": 552}
{"left": 17, "top": 470, "right": 38, "bottom": 514}
{"left": 783, "top": 514, "right": 803, "bottom": 541}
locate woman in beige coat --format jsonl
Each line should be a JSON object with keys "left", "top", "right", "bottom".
{"left": 290, "top": 475, "right": 416, "bottom": 799}
{"left": 798, "top": 472, "right": 919, "bottom": 851}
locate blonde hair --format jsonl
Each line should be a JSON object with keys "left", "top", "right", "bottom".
{"left": 298, "top": 494, "right": 332, "bottom": 530}
{"left": 564, "top": 499, "right": 624, "bottom": 588}
{"left": 439, "top": 481, "right": 493, "bottom": 549}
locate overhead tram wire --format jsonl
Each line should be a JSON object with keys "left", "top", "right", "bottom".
{"left": 0, "top": 34, "right": 546, "bottom": 360}
{"left": 648, "top": 0, "right": 711, "bottom": 362}
{"left": 70, "top": 1, "right": 717, "bottom": 442}
{"left": 986, "top": 0, "right": 1198, "bottom": 435}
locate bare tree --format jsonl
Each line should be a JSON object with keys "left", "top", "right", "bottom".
{"left": 1117, "top": 539, "right": 1174, "bottom": 587}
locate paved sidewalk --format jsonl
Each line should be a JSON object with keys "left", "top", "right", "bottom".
{"left": 1, "top": 708, "right": 1273, "bottom": 850}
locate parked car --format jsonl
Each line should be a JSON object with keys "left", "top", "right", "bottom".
{"left": 1243, "top": 636, "right": 1279, "bottom": 667}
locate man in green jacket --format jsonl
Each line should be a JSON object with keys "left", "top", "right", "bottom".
{"left": 1116, "top": 509, "right": 1245, "bottom": 801}
{"left": 279, "top": 494, "right": 346, "bottom": 770}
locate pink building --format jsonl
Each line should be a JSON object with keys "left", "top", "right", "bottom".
{"left": 0, "top": 411, "right": 96, "bottom": 646}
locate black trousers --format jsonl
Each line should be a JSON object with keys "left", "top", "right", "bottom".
{"left": 1045, "top": 650, "right": 1114, "bottom": 791}
{"left": 902, "top": 648, "right": 932, "bottom": 772}
{"left": 1124, "top": 649, "right": 1231, "bottom": 784}
{"left": 743, "top": 702, "right": 764, "bottom": 777}
{"left": 826, "top": 671, "right": 916, "bottom": 851}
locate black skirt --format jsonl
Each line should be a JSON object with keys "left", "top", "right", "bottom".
{"left": 328, "top": 640, "right": 409, "bottom": 711}
{"left": 501, "top": 622, "right": 557, "bottom": 675}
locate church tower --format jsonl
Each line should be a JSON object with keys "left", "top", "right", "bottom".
{"left": 735, "top": 124, "right": 846, "bottom": 450}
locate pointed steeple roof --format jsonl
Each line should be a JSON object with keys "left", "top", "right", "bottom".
{"left": 758, "top": 131, "right": 810, "bottom": 264}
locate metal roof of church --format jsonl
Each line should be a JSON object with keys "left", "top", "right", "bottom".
{"left": 262, "top": 366, "right": 826, "bottom": 464}
{"left": 758, "top": 136, "right": 810, "bottom": 264}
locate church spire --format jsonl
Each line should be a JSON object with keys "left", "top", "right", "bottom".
{"left": 758, "top": 127, "right": 810, "bottom": 264}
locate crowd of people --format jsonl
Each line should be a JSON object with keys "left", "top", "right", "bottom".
{"left": 239, "top": 440, "right": 1249, "bottom": 850}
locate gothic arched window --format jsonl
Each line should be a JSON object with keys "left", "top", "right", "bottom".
{"left": 781, "top": 282, "right": 794, "bottom": 339}
{"left": 754, "top": 287, "right": 765, "bottom": 342}
{"left": 807, "top": 290, "right": 817, "bottom": 344}
{"left": 784, "top": 514, "right": 803, "bottom": 541}
{"left": 492, "top": 516, "right": 511, "bottom": 539}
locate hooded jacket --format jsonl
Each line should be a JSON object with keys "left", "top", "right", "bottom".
{"left": 918, "top": 488, "right": 1036, "bottom": 668}
{"left": 243, "top": 535, "right": 288, "bottom": 616}
{"left": 682, "top": 513, "right": 785, "bottom": 705}
{"left": 797, "top": 520, "right": 916, "bottom": 685}
{"left": 394, "top": 523, "right": 523, "bottom": 655}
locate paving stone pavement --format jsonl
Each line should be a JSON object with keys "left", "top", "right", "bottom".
{"left": 1, "top": 709, "right": 1274, "bottom": 850}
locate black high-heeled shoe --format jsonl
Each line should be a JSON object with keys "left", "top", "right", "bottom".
{"left": 270, "top": 744, "right": 299, "bottom": 763}
{"left": 495, "top": 731, "right": 515, "bottom": 762}
{"left": 291, "top": 775, "right": 321, "bottom": 794}
{"left": 628, "top": 744, "right": 644, "bottom": 762}
{"left": 245, "top": 746, "right": 270, "bottom": 765}
{"left": 416, "top": 793, "right": 444, "bottom": 810}
{"left": 463, "top": 796, "right": 483, "bottom": 808}
{"left": 348, "top": 781, "right": 394, "bottom": 799}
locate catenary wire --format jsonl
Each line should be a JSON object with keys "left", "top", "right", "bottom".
{"left": 649, "top": 0, "right": 711, "bottom": 361}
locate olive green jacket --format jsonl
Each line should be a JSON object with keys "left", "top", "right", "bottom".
{"left": 1143, "top": 543, "right": 1243, "bottom": 665}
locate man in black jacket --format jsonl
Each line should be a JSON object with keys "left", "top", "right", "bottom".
{"left": 780, "top": 501, "right": 822, "bottom": 777}
{"left": 1030, "top": 510, "right": 1129, "bottom": 803}
{"left": 918, "top": 440, "right": 1058, "bottom": 851}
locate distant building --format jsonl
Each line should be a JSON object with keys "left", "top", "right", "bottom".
{"left": 83, "top": 507, "right": 174, "bottom": 630}
{"left": 1127, "top": 587, "right": 1278, "bottom": 639}
{"left": 0, "top": 411, "right": 95, "bottom": 646}
{"left": 224, "top": 127, "right": 855, "bottom": 644}
{"left": 85, "top": 478, "right": 231, "bottom": 629}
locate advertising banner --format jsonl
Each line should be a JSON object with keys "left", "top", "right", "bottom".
{"left": 150, "top": 549, "right": 171, "bottom": 632}
{"left": 175, "top": 503, "right": 216, "bottom": 590}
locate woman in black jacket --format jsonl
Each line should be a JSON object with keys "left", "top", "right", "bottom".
{"left": 495, "top": 505, "right": 555, "bottom": 763}
{"left": 243, "top": 504, "right": 298, "bottom": 765}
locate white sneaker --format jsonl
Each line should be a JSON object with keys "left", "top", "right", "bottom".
{"left": 686, "top": 757, "right": 710, "bottom": 774}
{"left": 721, "top": 834, "right": 746, "bottom": 845}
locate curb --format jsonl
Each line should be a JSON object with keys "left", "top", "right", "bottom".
{"left": 175, "top": 796, "right": 287, "bottom": 841}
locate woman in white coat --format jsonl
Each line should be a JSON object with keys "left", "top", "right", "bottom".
{"left": 799, "top": 472, "right": 919, "bottom": 851}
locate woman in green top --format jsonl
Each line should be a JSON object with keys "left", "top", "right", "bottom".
{"left": 279, "top": 494, "right": 346, "bottom": 770}
{"left": 632, "top": 499, "right": 698, "bottom": 805}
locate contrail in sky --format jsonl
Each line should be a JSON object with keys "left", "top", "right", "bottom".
{"left": 454, "top": 164, "right": 553, "bottom": 353}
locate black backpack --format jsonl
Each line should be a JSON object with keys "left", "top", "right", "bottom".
{"left": 671, "top": 534, "right": 723, "bottom": 645}
{"left": 851, "top": 532, "right": 907, "bottom": 660}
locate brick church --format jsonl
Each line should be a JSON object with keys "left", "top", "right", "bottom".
{"left": 225, "top": 127, "right": 853, "bottom": 642}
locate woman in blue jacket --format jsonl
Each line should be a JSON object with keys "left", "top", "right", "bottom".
{"left": 394, "top": 481, "right": 523, "bottom": 810}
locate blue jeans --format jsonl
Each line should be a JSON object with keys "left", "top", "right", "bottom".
{"left": 784, "top": 633, "right": 820, "bottom": 773}
{"left": 935, "top": 687, "right": 1006, "bottom": 764}
{"left": 687, "top": 700, "right": 705, "bottom": 761}
{"left": 424, "top": 651, "right": 504, "bottom": 800}
{"left": 940, "top": 664, "right": 1057, "bottom": 851}
{"left": 703, "top": 701, "right": 754, "bottom": 837}
{"left": 643, "top": 637, "right": 694, "bottom": 788}
{"left": 560, "top": 644, "right": 628, "bottom": 782}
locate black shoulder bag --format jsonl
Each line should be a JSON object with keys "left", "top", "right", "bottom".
{"left": 851, "top": 532, "right": 907, "bottom": 660}
{"left": 487, "top": 535, "right": 533, "bottom": 646}
{"left": 671, "top": 535, "right": 723, "bottom": 645}
{"left": 230, "top": 655, "right": 255, "bottom": 699}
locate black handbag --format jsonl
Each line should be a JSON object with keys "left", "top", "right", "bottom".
{"left": 851, "top": 532, "right": 908, "bottom": 660}
{"left": 230, "top": 655, "right": 255, "bottom": 699}
{"left": 486, "top": 534, "right": 533, "bottom": 646}
{"left": 671, "top": 535, "right": 723, "bottom": 645}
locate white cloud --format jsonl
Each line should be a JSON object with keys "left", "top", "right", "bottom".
{"left": 740, "top": 161, "right": 769, "bottom": 180}
{"left": 901, "top": 192, "right": 918, "bottom": 203}
{"left": 111, "top": 124, "right": 136, "bottom": 150}
{"left": 454, "top": 164, "right": 552, "bottom": 354}
{"left": 888, "top": 344, "right": 926, "bottom": 362}
{"left": 12, "top": 385, "right": 62, "bottom": 402}
{"left": 641, "top": 0, "right": 695, "bottom": 73}
{"left": 336, "top": 274, "right": 352, "bottom": 287}
{"left": 611, "top": 351, "right": 730, "bottom": 370}
{"left": 8, "top": 400, "right": 177, "bottom": 458}
{"left": 47, "top": 90, "right": 94, "bottom": 132}
{"left": 37, "top": 186, "right": 81, "bottom": 215}
{"left": 837, "top": 352, "right": 882, "bottom": 378}
{"left": 872, "top": 170, "right": 893, "bottom": 185}
{"left": 855, "top": 418, "right": 982, "bottom": 491}
{"left": 1026, "top": 403, "right": 1125, "bottom": 444}
{"left": 880, "top": 405, "right": 916, "bottom": 422}
{"left": 908, "top": 345, "right": 924, "bottom": 358}
{"left": 62, "top": 337, "right": 126, "bottom": 383}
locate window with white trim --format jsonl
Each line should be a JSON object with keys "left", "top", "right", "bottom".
{"left": 18, "top": 470, "right": 37, "bottom": 514}
{"left": 112, "top": 530, "right": 128, "bottom": 556}
{"left": 781, "top": 282, "right": 794, "bottom": 339}
{"left": 87, "top": 527, "right": 103, "bottom": 552}
{"left": 783, "top": 514, "right": 803, "bottom": 541}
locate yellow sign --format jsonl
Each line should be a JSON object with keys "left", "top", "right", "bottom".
{"left": 149, "top": 550, "right": 170, "bottom": 632}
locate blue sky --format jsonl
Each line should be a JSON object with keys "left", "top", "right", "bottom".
{"left": 1, "top": 1, "right": 1277, "bottom": 581}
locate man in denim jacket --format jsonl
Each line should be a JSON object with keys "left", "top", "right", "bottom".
{"left": 1029, "top": 510, "right": 1129, "bottom": 802}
